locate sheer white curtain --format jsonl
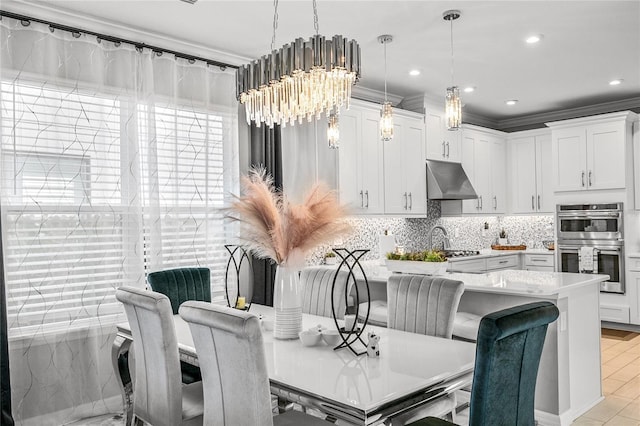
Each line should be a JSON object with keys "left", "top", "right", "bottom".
{"left": 0, "top": 16, "right": 238, "bottom": 425}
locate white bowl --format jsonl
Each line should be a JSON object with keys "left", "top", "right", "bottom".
{"left": 299, "top": 330, "right": 322, "bottom": 346}
{"left": 321, "top": 329, "right": 341, "bottom": 346}
{"left": 262, "top": 319, "right": 274, "bottom": 331}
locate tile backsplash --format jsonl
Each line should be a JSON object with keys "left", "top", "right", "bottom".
{"left": 308, "top": 201, "right": 555, "bottom": 264}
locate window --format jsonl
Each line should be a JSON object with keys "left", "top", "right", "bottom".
{"left": 1, "top": 80, "right": 236, "bottom": 335}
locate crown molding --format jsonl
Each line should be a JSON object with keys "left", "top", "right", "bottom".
{"left": 1, "top": 0, "right": 251, "bottom": 66}
{"left": 352, "top": 85, "right": 403, "bottom": 107}
{"left": 494, "top": 96, "right": 640, "bottom": 132}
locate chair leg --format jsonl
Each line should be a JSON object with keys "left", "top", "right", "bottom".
{"left": 130, "top": 414, "right": 144, "bottom": 426}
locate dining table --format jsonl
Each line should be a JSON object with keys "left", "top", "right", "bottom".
{"left": 111, "top": 304, "right": 476, "bottom": 426}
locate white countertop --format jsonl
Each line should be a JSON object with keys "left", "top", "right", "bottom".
{"left": 448, "top": 248, "right": 555, "bottom": 262}
{"left": 363, "top": 264, "right": 606, "bottom": 297}
{"left": 445, "top": 270, "right": 607, "bottom": 297}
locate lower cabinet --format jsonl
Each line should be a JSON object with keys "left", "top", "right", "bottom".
{"left": 523, "top": 253, "right": 555, "bottom": 272}
{"left": 627, "top": 259, "right": 640, "bottom": 325}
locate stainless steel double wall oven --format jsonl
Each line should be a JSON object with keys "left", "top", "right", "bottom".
{"left": 556, "top": 203, "right": 625, "bottom": 293}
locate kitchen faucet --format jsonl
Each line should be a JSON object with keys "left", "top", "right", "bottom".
{"left": 427, "top": 225, "right": 451, "bottom": 250}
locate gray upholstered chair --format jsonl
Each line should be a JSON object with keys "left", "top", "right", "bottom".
{"left": 407, "top": 301, "right": 560, "bottom": 426}
{"left": 387, "top": 274, "right": 464, "bottom": 339}
{"left": 115, "top": 286, "right": 203, "bottom": 426}
{"left": 299, "top": 266, "right": 350, "bottom": 320}
{"left": 147, "top": 267, "right": 210, "bottom": 384}
{"left": 178, "top": 301, "right": 332, "bottom": 426}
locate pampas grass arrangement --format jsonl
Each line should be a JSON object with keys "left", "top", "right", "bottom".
{"left": 226, "top": 167, "right": 352, "bottom": 268}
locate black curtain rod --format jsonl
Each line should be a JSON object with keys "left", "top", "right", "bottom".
{"left": 0, "top": 10, "right": 239, "bottom": 70}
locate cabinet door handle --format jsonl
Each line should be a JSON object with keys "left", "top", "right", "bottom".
{"left": 499, "top": 260, "right": 508, "bottom": 264}
{"left": 588, "top": 171, "right": 592, "bottom": 187}
{"left": 442, "top": 141, "right": 446, "bottom": 158}
{"left": 446, "top": 142, "right": 450, "bottom": 158}
{"left": 581, "top": 171, "right": 585, "bottom": 187}
{"left": 408, "top": 192, "right": 412, "bottom": 210}
{"left": 403, "top": 192, "right": 407, "bottom": 209}
{"left": 537, "top": 195, "right": 541, "bottom": 210}
{"left": 531, "top": 195, "right": 535, "bottom": 210}
{"left": 360, "top": 190, "right": 364, "bottom": 208}
{"left": 365, "top": 190, "right": 369, "bottom": 208}
{"left": 493, "top": 196, "right": 497, "bottom": 210}
{"left": 479, "top": 196, "right": 483, "bottom": 210}
{"left": 531, "top": 258, "right": 546, "bottom": 262}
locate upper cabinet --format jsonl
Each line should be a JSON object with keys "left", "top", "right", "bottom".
{"left": 338, "top": 104, "right": 385, "bottom": 214}
{"left": 547, "top": 111, "right": 637, "bottom": 192}
{"left": 383, "top": 112, "right": 427, "bottom": 215}
{"left": 424, "top": 102, "right": 461, "bottom": 162}
{"left": 508, "top": 130, "right": 553, "bottom": 214}
{"left": 441, "top": 125, "right": 507, "bottom": 215}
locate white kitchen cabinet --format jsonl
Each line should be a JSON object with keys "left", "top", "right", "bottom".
{"left": 627, "top": 255, "right": 640, "bottom": 325}
{"left": 523, "top": 253, "right": 555, "bottom": 272}
{"left": 547, "top": 111, "right": 636, "bottom": 192}
{"left": 508, "top": 131, "right": 553, "bottom": 213}
{"left": 486, "top": 254, "right": 520, "bottom": 271}
{"left": 425, "top": 103, "right": 461, "bottom": 163}
{"left": 383, "top": 112, "right": 427, "bottom": 215}
{"left": 442, "top": 125, "right": 506, "bottom": 215}
{"left": 338, "top": 104, "right": 385, "bottom": 214}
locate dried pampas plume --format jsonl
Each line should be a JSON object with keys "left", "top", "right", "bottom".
{"left": 226, "top": 167, "right": 352, "bottom": 267}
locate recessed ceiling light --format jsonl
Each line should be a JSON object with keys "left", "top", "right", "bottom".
{"left": 525, "top": 34, "right": 543, "bottom": 44}
{"left": 505, "top": 100, "right": 518, "bottom": 106}
{"left": 609, "top": 79, "right": 623, "bottom": 86}
{"left": 409, "top": 69, "right": 421, "bottom": 76}
{"left": 463, "top": 86, "right": 475, "bottom": 93}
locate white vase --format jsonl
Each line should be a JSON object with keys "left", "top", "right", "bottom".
{"left": 273, "top": 264, "right": 302, "bottom": 340}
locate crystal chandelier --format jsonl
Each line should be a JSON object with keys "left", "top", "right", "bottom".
{"left": 327, "top": 108, "right": 340, "bottom": 149}
{"left": 378, "top": 35, "right": 394, "bottom": 141}
{"left": 236, "top": 0, "right": 361, "bottom": 128}
{"left": 443, "top": 10, "right": 462, "bottom": 130}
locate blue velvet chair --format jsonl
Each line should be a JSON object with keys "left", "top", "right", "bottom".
{"left": 147, "top": 267, "right": 211, "bottom": 385}
{"left": 407, "top": 301, "right": 559, "bottom": 426}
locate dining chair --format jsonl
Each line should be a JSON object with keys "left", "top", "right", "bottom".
{"left": 406, "top": 301, "right": 560, "bottom": 426}
{"left": 147, "top": 267, "right": 211, "bottom": 314}
{"left": 387, "top": 274, "right": 464, "bottom": 339}
{"left": 178, "top": 301, "right": 333, "bottom": 426}
{"left": 115, "top": 286, "right": 203, "bottom": 426}
{"left": 299, "top": 266, "right": 350, "bottom": 319}
{"left": 147, "top": 267, "right": 210, "bottom": 384}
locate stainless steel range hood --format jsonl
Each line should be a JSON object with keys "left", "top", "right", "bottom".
{"left": 426, "top": 159, "right": 477, "bottom": 200}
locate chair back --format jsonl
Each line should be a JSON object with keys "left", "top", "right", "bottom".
{"left": 179, "top": 302, "right": 274, "bottom": 426}
{"left": 387, "top": 275, "right": 464, "bottom": 338}
{"left": 115, "top": 286, "right": 182, "bottom": 426}
{"left": 300, "top": 267, "right": 350, "bottom": 319}
{"left": 148, "top": 267, "right": 210, "bottom": 314}
{"left": 469, "top": 301, "right": 559, "bottom": 426}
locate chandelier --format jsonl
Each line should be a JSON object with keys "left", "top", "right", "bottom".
{"left": 378, "top": 34, "right": 394, "bottom": 141}
{"left": 443, "top": 10, "right": 462, "bottom": 130}
{"left": 236, "top": 0, "right": 361, "bottom": 128}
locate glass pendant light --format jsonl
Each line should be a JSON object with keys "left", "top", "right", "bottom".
{"left": 378, "top": 35, "right": 394, "bottom": 141}
{"left": 327, "top": 109, "right": 340, "bottom": 149}
{"left": 443, "top": 10, "right": 462, "bottom": 130}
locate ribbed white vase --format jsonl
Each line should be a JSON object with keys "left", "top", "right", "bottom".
{"left": 273, "top": 264, "right": 302, "bottom": 340}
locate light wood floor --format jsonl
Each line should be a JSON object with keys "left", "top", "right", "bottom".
{"left": 572, "top": 328, "right": 640, "bottom": 425}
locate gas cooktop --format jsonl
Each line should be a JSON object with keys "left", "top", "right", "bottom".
{"left": 440, "top": 249, "right": 481, "bottom": 258}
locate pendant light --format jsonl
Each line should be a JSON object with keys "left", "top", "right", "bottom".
{"left": 443, "top": 10, "right": 462, "bottom": 130}
{"left": 327, "top": 108, "right": 340, "bottom": 149}
{"left": 236, "top": 0, "right": 361, "bottom": 128}
{"left": 378, "top": 35, "right": 394, "bottom": 141}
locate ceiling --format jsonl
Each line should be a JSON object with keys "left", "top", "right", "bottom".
{"left": 4, "top": 0, "right": 640, "bottom": 130}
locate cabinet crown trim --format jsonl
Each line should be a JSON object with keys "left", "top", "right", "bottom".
{"left": 545, "top": 110, "right": 638, "bottom": 129}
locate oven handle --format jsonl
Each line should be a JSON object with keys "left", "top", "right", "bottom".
{"left": 557, "top": 212, "right": 621, "bottom": 218}
{"left": 557, "top": 244, "right": 622, "bottom": 253}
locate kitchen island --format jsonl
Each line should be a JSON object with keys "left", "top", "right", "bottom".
{"left": 360, "top": 266, "right": 606, "bottom": 426}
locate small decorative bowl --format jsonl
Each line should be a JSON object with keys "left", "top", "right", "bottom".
{"left": 299, "top": 330, "right": 322, "bottom": 346}
{"left": 321, "top": 329, "right": 341, "bottom": 346}
{"left": 542, "top": 240, "right": 555, "bottom": 251}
